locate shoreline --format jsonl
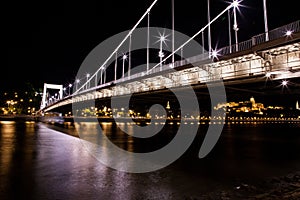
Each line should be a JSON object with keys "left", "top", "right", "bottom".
{"left": 197, "top": 170, "right": 300, "bottom": 200}
{"left": 1, "top": 114, "right": 300, "bottom": 124}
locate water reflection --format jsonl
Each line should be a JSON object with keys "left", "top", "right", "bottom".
{"left": 1, "top": 120, "right": 300, "bottom": 199}
{"left": 0, "top": 121, "right": 38, "bottom": 200}
{"left": 0, "top": 121, "right": 16, "bottom": 176}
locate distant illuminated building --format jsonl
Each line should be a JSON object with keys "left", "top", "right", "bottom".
{"left": 214, "top": 96, "right": 264, "bottom": 115}
{"left": 166, "top": 101, "right": 170, "bottom": 109}
{"left": 250, "top": 96, "right": 255, "bottom": 105}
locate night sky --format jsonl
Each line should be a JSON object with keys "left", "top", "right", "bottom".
{"left": 3, "top": 0, "right": 299, "bottom": 92}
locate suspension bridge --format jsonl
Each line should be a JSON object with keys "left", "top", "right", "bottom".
{"left": 37, "top": 0, "right": 300, "bottom": 116}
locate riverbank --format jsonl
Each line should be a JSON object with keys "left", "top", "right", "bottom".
{"left": 0, "top": 114, "right": 36, "bottom": 121}
{"left": 195, "top": 170, "right": 300, "bottom": 200}
{"left": 2, "top": 114, "right": 299, "bottom": 124}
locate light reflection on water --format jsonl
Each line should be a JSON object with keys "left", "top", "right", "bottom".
{"left": 0, "top": 120, "right": 300, "bottom": 199}
{"left": 0, "top": 121, "right": 16, "bottom": 176}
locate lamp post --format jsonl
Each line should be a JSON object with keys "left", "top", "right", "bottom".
{"left": 68, "top": 84, "right": 72, "bottom": 96}
{"left": 63, "top": 87, "right": 66, "bottom": 97}
{"left": 207, "top": 0, "right": 212, "bottom": 57}
{"left": 147, "top": 12, "right": 150, "bottom": 73}
{"left": 122, "top": 54, "right": 127, "bottom": 78}
{"left": 76, "top": 79, "right": 80, "bottom": 91}
{"left": 86, "top": 73, "right": 90, "bottom": 89}
{"left": 232, "top": 0, "right": 239, "bottom": 51}
{"left": 100, "top": 66, "right": 105, "bottom": 84}
{"left": 159, "top": 35, "right": 166, "bottom": 71}
{"left": 172, "top": 0, "right": 175, "bottom": 64}
{"left": 115, "top": 52, "right": 118, "bottom": 81}
{"left": 263, "top": 0, "right": 269, "bottom": 41}
{"left": 128, "top": 35, "right": 132, "bottom": 77}
{"left": 228, "top": 9, "right": 232, "bottom": 53}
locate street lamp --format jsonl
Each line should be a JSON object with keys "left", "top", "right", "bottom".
{"left": 122, "top": 54, "right": 127, "bottom": 78}
{"left": 207, "top": 0, "right": 211, "bottom": 57}
{"left": 100, "top": 66, "right": 105, "bottom": 84}
{"left": 63, "top": 87, "right": 66, "bottom": 97}
{"left": 263, "top": 0, "right": 269, "bottom": 41}
{"left": 76, "top": 79, "right": 80, "bottom": 90}
{"left": 115, "top": 52, "right": 118, "bottom": 81}
{"left": 211, "top": 49, "right": 218, "bottom": 59}
{"left": 232, "top": 0, "right": 239, "bottom": 51}
{"left": 282, "top": 80, "right": 288, "bottom": 86}
{"left": 228, "top": 9, "right": 232, "bottom": 53}
{"left": 159, "top": 35, "right": 167, "bottom": 71}
{"left": 154, "top": 31, "right": 169, "bottom": 71}
{"left": 172, "top": 0, "right": 175, "bottom": 64}
{"left": 68, "top": 84, "right": 72, "bottom": 95}
{"left": 285, "top": 30, "right": 293, "bottom": 37}
{"left": 86, "top": 73, "right": 90, "bottom": 89}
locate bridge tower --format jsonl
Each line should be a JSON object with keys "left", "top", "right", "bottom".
{"left": 40, "top": 83, "right": 63, "bottom": 110}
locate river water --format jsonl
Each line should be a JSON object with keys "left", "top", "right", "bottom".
{"left": 1, "top": 120, "right": 300, "bottom": 200}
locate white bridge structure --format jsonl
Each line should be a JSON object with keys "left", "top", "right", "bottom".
{"left": 38, "top": 0, "right": 300, "bottom": 114}
{"left": 40, "top": 83, "right": 63, "bottom": 109}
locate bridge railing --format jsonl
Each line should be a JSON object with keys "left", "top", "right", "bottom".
{"left": 218, "top": 20, "right": 300, "bottom": 56}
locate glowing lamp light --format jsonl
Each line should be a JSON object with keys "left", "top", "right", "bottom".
{"left": 266, "top": 73, "right": 271, "bottom": 78}
{"left": 211, "top": 50, "right": 218, "bottom": 58}
{"left": 123, "top": 54, "right": 128, "bottom": 60}
{"left": 155, "top": 32, "right": 169, "bottom": 46}
{"left": 282, "top": 80, "right": 288, "bottom": 86}
{"left": 86, "top": 73, "right": 90, "bottom": 78}
{"left": 69, "top": 84, "right": 72, "bottom": 87}
{"left": 160, "top": 35, "right": 166, "bottom": 42}
{"left": 76, "top": 79, "right": 80, "bottom": 83}
{"left": 285, "top": 30, "right": 293, "bottom": 36}
{"left": 232, "top": 0, "right": 239, "bottom": 8}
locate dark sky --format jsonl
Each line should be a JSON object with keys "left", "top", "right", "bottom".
{"left": 3, "top": 0, "right": 299, "bottom": 92}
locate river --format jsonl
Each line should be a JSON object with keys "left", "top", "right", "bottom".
{"left": 1, "top": 120, "right": 300, "bottom": 199}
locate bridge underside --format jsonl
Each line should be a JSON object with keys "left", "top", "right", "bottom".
{"left": 42, "top": 74, "right": 300, "bottom": 118}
